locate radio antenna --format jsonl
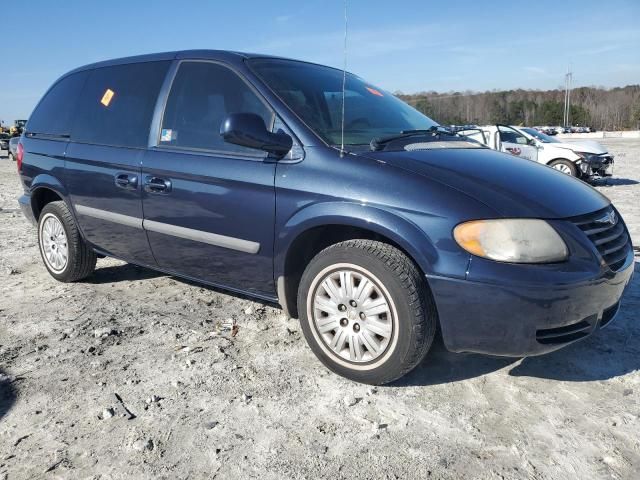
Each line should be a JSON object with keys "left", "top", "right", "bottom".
{"left": 340, "top": 0, "right": 348, "bottom": 157}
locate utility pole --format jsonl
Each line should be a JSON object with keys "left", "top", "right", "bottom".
{"left": 563, "top": 66, "right": 572, "bottom": 127}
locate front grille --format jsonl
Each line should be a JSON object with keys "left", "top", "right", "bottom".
{"left": 572, "top": 207, "right": 631, "bottom": 271}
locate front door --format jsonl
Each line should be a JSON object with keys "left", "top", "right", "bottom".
{"left": 497, "top": 125, "right": 538, "bottom": 162}
{"left": 141, "top": 61, "right": 277, "bottom": 297}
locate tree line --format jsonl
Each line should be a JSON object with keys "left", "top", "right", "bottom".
{"left": 398, "top": 85, "right": 640, "bottom": 130}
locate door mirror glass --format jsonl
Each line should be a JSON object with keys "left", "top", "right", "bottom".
{"left": 220, "top": 113, "right": 293, "bottom": 158}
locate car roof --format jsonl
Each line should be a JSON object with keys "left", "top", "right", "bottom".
{"left": 66, "top": 49, "right": 328, "bottom": 75}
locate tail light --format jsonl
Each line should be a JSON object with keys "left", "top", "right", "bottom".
{"left": 16, "top": 142, "right": 24, "bottom": 171}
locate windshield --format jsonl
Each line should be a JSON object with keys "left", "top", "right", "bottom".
{"left": 249, "top": 58, "right": 438, "bottom": 146}
{"left": 521, "top": 127, "right": 560, "bottom": 143}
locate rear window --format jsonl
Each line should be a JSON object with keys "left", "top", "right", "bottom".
{"left": 27, "top": 71, "right": 89, "bottom": 137}
{"left": 72, "top": 61, "right": 170, "bottom": 148}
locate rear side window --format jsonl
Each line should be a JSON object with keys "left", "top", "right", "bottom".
{"left": 72, "top": 61, "right": 170, "bottom": 148}
{"left": 27, "top": 71, "right": 89, "bottom": 137}
{"left": 159, "top": 61, "right": 273, "bottom": 154}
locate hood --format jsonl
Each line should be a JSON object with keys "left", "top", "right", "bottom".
{"left": 553, "top": 140, "right": 608, "bottom": 154}
{"left": 358, "top": 147, "right": 609, "bottom": 218}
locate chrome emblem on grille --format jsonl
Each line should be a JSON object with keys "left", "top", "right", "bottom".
{"left": 595, "top": 210, "right": 617, "bottom": 226}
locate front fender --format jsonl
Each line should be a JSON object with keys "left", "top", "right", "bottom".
{"left": 274, "top": 201, "right": 441, "bottom": 280}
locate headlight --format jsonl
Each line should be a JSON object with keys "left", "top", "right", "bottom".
{"left": 453, "top": 219, "right": 568, "bottom": 263}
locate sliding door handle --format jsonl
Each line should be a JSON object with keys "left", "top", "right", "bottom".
{"left": 144, "top": 176, "right": 172, "bottom": 193}
{"left": 115, "top": 173, "right": 138, "bottom": 189}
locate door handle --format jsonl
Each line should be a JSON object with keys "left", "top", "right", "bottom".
{"left": 115, "top": 173, "right": 138, "bottom": 189}
{"left": 144, "top": 176, "right": 172, "bottom": 193}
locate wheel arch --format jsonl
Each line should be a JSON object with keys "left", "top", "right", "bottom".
{"left": 545, "top": 156, "right": 579, "bottom": 166}
{"left": 275, "top": 202, "right": 437, "bottom": 318}
{"left": 28, "top": 174, "right": 71, "bottom": 221}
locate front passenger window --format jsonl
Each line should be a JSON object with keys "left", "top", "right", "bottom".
{"left": 160, "top": 62, "right": 274, "bottom": 154}
{"left": 499, "top": 126, "right": 528, "bottom": 145}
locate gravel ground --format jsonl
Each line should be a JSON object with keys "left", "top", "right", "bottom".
{"left": 0, "top": 139, "right": 638, "bottom": 479}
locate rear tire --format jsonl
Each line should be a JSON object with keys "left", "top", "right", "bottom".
{"left": 297, "top": 239, "right": 437, "bottom": 384}
{"left": 38, "top": 201, "right": 96, "bottom": 282}
{"left": 549, "top": 159, "right": 577, "bottom": 177}
{"left": 8, "top": 152, "right": 14, "bottom": 161}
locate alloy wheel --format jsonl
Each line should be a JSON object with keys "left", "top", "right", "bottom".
{"left": 552, "top": 163, "right": 573, "bottom": 175}
{"left": 311, "top": 266, "right": 395, "bottom": 363}
{"left": 39, "top": 213, "right": 69, "bottom": 273}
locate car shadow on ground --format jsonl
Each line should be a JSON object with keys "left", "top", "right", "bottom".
{"left": 395, "top": 262, "right": 639, "bottom": 387}
{"left": 88, "top": 262, "right": 275, "bottom": 305}
{"left": 590, "top": 178, "right": 639, "bottom": 187}
{"left": 87, "top": 263, "right": 165, "bottom": 284}
{"left": 0, "top": 369, "right": 17, "bottom": 422}
{"left": 88, "top": 259, "right": 639, "bottom": 388}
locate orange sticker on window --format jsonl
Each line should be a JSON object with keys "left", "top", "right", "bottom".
{"left": 366, "top": 87, "right": 384, "bottom": 97}
{"left": 101, "top": 88, "right": 115, "bottom": 107}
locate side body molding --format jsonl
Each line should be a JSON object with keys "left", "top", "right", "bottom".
{"left": 73, "top": 204, "right": 260, "bottom": 254}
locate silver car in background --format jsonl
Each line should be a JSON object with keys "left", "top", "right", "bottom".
{"left": 8, "top": 137, "right": 20, "bottom": 161}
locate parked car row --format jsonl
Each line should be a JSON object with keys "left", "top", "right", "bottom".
{"left": 533, "top": 126, "right": 558, "bottom": 136}
{"left": 530, "top": 126, "right": 596, "bottom": 135}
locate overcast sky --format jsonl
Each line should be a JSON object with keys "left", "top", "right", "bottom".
{"left": 1, "top": 0, "right": 639, "bottom": 122}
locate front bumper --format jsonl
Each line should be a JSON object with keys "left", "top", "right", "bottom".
{"left": 428, "top": 259, "right": 634, "bottom": 356}
{"left": 581, "top": 155, "right": 614, "bottom": 178}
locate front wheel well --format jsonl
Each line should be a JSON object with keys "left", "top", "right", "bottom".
{"left": 546, "top": 157, "right": 577, "bottom": 166}
{"left": 31, "top": 188, "right": 63, "bottom": 221}
{"left": 280, "top": 225, "right": 422, "bottom": 318}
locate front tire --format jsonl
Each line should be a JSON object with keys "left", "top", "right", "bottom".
{"left": 549, "top": 159, "right": 577, "bottom": 177}
{"left": 297, "top": 240, "right": 437, "bottom": 384}
{"left": 38, "top": 201, "right": 96, "bottom": 282}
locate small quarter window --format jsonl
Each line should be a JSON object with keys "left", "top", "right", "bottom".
{"left": 27, "top": 71, "right": 89, "bottom": 138}
{"left": 160, "top": 62, "right": 273, "bottom": 154}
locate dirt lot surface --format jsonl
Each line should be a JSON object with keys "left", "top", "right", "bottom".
{"left": 0, "top": 139, "right": 638, "bottom": 479}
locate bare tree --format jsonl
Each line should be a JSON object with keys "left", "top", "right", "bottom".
{"left": 400, "top": 85, "right": 640, "bottom": 130}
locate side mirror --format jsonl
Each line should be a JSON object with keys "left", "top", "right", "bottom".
{"left": 220, "top": 113, "right": 293, "bottom": 158}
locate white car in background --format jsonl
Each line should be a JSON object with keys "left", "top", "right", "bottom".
{"left": 460, "top": 125, "right": 614, "bottom": 180}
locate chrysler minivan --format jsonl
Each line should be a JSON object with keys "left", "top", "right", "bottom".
{"left": 17, "top": 50, "right": 634, "bottom": 384}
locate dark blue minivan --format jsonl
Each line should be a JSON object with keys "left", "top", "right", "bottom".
{"left": 17, "top": 50, "right": 634, "bottom": 384}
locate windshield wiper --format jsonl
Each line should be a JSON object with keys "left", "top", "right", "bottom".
{"left": 370, "top": 126, "right": 459, "bottom": 151}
